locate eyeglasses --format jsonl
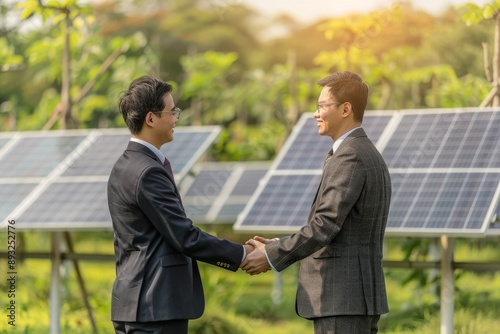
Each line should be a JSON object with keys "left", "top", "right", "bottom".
{"left": 159, "top": 106, "right": 181, "bottom": 119}
{"left": 170, "top": 106, "right": 181, "bottom": 119}
{"left": 316, "top": 102, "right": 343, "bottom": 112}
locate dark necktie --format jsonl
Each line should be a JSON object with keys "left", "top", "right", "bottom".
{"left": 163, "top": 158, "right": 175, "bottom": 180}
{"left": 323, "top": 148, "right": 333, "bottom": 170}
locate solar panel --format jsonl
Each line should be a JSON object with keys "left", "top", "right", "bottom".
{"left": 236, "top": 174, "right": 320, "bottom": 230}
{"left": 1, "top": 126, "right": 222, "bottom": 230}
{"left": 277, "top": 112, "right": 393, "bottom": 170}
{"left": 182, "top": 168, "right": 233, "bottom": 221}
{"left": 0, "top": 134, "right": 86, "bottom": 177}
{"left": 382, "top": 110, "right": 500, "bottom": 169}
{"left": 16, "top": 181, "right": 110, "bottom": 230}
{"left": 235, "top": 108, "right": 500, "bottom": 237}
{"left": 160, "top": 127, "right": 221, "bottom": 179}
{"left": 387, "top": 171, "right": 499, "bottom": 235}
{"left": 0, "top": 183, "right": 38, "bottom": 223}
{"left": 62, "top": 132, "right": 130, "bottom": 177}
{"left": 181, "top": 162, "right": 269, "bottom": 223}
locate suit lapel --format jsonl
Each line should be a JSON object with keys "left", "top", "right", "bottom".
{"left": 310, "top": 128, "right": 368, "bottom": 207}
{"left": 126, "top": 141, "right": 181, "bottom": 197}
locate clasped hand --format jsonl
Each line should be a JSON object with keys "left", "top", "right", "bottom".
{"left": 240, "top": 236, "right": 274, "bottom": 275}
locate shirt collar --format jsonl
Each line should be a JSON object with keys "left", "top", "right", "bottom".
{"left": 130, "top": 138, "right": 166, "bottom": 163}
{"left": 332, "top": 126, "right": 362, "bottom": 153}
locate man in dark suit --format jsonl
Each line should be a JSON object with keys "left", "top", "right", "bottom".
{"left": 108, "top": 76, "right": 253, "bottom": 334}
{"left": 242, "top": 71, "right": 391, "bottom": 334}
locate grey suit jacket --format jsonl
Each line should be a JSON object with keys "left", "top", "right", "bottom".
{"left": 266, "top": 128, "right": 391, "bottom": 318}
{"left": 107, "top": 141, "right": 244, "bottom": 322}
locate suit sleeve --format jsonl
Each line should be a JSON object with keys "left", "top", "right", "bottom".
{"left": 266, "top": 146, "right": 366, "bottom": 271}
{"left": 137, "top": 165, "right": 244, "bottom": 271}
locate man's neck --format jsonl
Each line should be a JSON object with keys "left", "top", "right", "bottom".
{"left": 331, "top": 122, "right": 362, "bottom": 142}
{"left": 132, "top": 134, "right": 161, "bottom": 150}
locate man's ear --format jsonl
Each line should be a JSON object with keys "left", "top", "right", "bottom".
{"left": 342, "top": 102, "right": 352, "bottom": 117}
{"left": 145, "top": 111, "right": 155, "bottom": 127}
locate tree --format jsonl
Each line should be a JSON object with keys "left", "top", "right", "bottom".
{"left": 13, "top": 0, "right": 154, "bottom": 130}
{"left": 458, "top": 1, "right": 500, "bottom": 107}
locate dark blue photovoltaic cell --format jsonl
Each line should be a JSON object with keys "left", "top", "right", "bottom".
{"left": 363, "top": 114, "right": 393, "bottom": 144}
{"left": 63, "top": 134, "right": 129, "bottom": 176}
{"left": 388, "top": 172, "right": 499, "bottom": 232}
{"left": 182, "top": 165, "right": 268, "bottom": 223}
{"left": 242, "top": 174, "right": 321, "bottom": 227}
{"left": 63, "top": 130, "right": 217, "bottom": 177}
{"left": 277, "top": 114, "right": 392, "bottom": 170}
{"left": 18, "top": 182, "right": 110, "bottom": 224}
{"left": 383, "top": 111, "right": 500, "bottom": 169}
{"left": 0, "top": 183, "right": 38, "bottom": 223}
{"left": 230, "top": 169, "right": 267, "bottom": 196}
{"left": 184, "top": 205, "right": 212, "bottom": 221}
{"left": 184, "top": 170, "right": 232, "bottom": 197}
{"left": 217, "top": 204, "right": 246, "bottom": 221}
{"left": 161, "top": 131, "right": 214, "bottom": 174}
{"left": 0, "top": 136, "right": 86, "bottom": 177}
{"left": 276, "top": 117, "right": 332, "bottom": 170}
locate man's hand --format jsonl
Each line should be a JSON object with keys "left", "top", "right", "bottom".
{"left": 240, "top": 239, "right": 272, "bottom": 275}
{"left": 243, "top": 243, "right": 255, "bottom": 259}
{"left": 252, "top": 236, "right": 275, "bottom": 244}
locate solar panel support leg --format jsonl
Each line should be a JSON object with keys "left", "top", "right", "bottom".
{"left": 440, "top": 235, "right": 454, "bottom": 334}
{"left": 63, "top": 232, "right": 99, "bottom": 333}
{"left": 50, "top": 232, "right": 61, "bottom": 334}
{"left": 272, "top": 271, "right": 283, "bottom": 306}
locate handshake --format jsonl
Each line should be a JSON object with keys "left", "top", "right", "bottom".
{"left": 240, "top": 236, "right": 275, "bottom": 275}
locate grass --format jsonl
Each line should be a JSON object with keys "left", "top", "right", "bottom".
{"left": 0, "top": 230, "right": 499, "bottom": 333}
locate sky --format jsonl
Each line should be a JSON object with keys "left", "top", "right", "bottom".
{"left": 236, "top": 0, "right": 492, "bottom": 23}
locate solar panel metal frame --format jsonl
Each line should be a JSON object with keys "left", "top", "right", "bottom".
{"left": 234, "top": 108, "right": 500, "bottom": 238}
{"left": 1, "top": 126, "right": 221, "bottom": 230}
{"left": 486, "top": 201, "right": 500, "bottom": 236}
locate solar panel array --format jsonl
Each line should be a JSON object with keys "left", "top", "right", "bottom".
{"left": 235, "top": 109, "right": 500, "bottom": 237}
{"left": 0, "top": 127, "right": 221, "bottom": 230}
{"left": 179, "top": 162, "right": 269, "bottom": 223}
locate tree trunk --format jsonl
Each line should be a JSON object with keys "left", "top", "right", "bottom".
{"left": 287, "top": 50, "right": 298, "bottom": 131}
{"left": 432, "top": 74, "right": 440, "bottom": 108}
{"left": 493, "top": 14, "right": 500, "bottom": 106}
{"left": 60, "top": 14, "right": 72, "bottom": 129}
{"left": 377, "top": 76, "right": 392, "bottom": 110}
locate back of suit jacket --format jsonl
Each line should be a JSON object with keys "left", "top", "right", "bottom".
{"left": 108, "top": 141, "right": 243, "bottom": 322}
{"left": 266, "top": 128, "right": 391, "bottom": 318}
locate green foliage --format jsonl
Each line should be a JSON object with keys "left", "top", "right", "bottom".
{"left": 0, "top": 38, "right": 24, "bottom": 70}
{"left": 1, "top": 232, "right": 500, "bottom": 333}
{"left": 189, "top": 309, "right": 251, "bottom": 334}
{"left": 212, "top": 122, "right": 287, "bottom": 161}
{"left": 180, "top": 51, "right": 239, "bottom": 100}
{"left": 457, "top": 1, "right": 500, "bottom": 25}
{"left": 1, "top": 0, "right": 497, "bottom": 156}
{"left": 427, "top": 74, "right": 490, "bottom": 108}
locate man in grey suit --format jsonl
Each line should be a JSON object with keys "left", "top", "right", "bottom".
{"left": 108, "top": 76, "right": 253, "bottom": 334}
{"left": 242, "top": 71, "right": 391, "bottom": 334}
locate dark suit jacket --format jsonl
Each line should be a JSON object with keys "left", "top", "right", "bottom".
{"left": 266, "top": 128, "right": 391, "bottom": 318}
{"left": 107, "top": 141, "right": 244, "bottom": 322}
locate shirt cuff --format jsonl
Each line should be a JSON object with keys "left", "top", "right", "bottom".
{"left": 265, "top": 238, "right": 280, "bottom": 271}
{"left": 242, "top": 245, "right": 246, "bottom": 262}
